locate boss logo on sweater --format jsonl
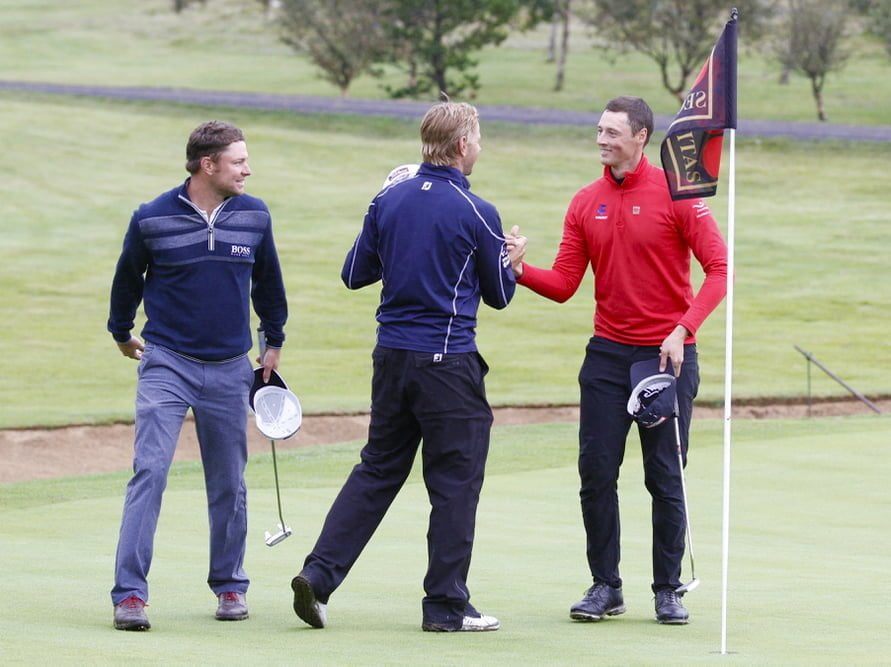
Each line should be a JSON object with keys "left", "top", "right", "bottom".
{"left": 230, "top": 244, "right": 252, "bottom": 257}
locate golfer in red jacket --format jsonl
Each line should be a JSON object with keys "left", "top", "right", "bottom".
{"left": 510, "top": 96, "right": 727, "bottom": 625}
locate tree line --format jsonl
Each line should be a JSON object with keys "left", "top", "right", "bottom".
{"left": 173, "top": 0, "right": 891, "bottom": 122}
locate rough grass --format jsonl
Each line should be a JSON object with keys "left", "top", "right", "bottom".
{"left": 2, "top": 0, "right": 891, "bottom": 124}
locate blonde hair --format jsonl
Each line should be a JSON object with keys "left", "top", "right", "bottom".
{"left": 420, "top": 102, "right": 479, "bottom": 166}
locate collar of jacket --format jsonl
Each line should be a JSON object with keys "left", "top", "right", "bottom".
{"left": 176, "top": 177, "right": 193, "bottom": 203}
{"left": 602, "top": 154, "right": 651, "bottom": 189}
{"left": 418, "top": 163, "right": 470, "bottom": 189}
{"left": 176, "top": 177, "right": 239, "bottom": 213}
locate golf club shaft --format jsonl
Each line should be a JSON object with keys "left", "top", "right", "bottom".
{"left": 674, "top": 415, "right": 696, "bottom": 579}
{"left": 270, "top": 438, "right": 287, "bottom": 527}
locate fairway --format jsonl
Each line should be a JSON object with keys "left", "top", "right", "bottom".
{"left": 2, "top": 94, "right": 890, "bottom": 430}
{"left": 2, "top": 1, "right": 891, "bottom": 430}
{"left": 2, "top": 416, "right": 889, "bottom": 664}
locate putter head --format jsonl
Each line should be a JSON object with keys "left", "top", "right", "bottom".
{"left": 264, "top": 524, "right": 292, "bottom": 547}
{"left": 675, "top": 577, "right": 700, "bottom": 594}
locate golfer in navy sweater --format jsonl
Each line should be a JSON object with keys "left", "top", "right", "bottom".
{"left": 107, "top": 121, "right": 287, "bottom": 630}
{"left": 291, "top": 102, "right": 520, "bottom": 632}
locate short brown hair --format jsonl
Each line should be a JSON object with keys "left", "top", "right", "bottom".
{"left": 185, "top": 121, "right": 245, "bottom": 173}
{"left": 604, "top": 96, "right": 654, "bottom": 147}
{"left": 420, "top": 102, "right": 479, "bottom": 166}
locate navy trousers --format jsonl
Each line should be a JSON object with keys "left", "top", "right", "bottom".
{"left": 301, "top": 346, "right": 493, "bottom": 628}
{"left": 577, "top": 336, "right": 699, "bottom": 592}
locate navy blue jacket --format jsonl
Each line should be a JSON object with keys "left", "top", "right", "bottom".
{"left": 108, "top": 180, "right": 287, "bottom": 361}
{"left": 342, "top": 163, "right": 515, "bottom": 354}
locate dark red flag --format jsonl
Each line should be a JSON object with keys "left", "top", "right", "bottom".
{"left": 660, "top": 11, "right": 738, "bottom": 200}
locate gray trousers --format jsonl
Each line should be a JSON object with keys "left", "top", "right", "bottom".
{"left": 111, "top": 343, "right": 253, "bottom": 605}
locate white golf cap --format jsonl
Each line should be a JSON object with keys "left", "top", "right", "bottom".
{"left": 249, "top": 367, "right": 288, "bottom": 411}
{"left": 253, "top": 385, "right": 302, "bottom": 440}
{"left": 380, "top": 163, "right": 419, "bottom": 190}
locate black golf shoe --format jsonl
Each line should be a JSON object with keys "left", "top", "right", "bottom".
{"left": 113, "top": 596, "right": 150, "bottom": 631}
{"left": 655, "top": 589, "right": 689, "bottom": 624}
{"left": 569, "top": 582, "right": 625, "bottom": 621}
{"left": 291, "top": 574, "right": 328, "bottom": 628}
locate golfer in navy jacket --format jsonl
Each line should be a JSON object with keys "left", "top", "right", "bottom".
{"left": 291, "top": 101, "right": 519, "bottom": 633}
{"left": 107, "top": 121, "right": 287, "bottom": 631}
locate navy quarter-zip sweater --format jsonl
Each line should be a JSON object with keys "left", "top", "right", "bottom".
{"left": 342, "top": 163, "right": 515, "bottom": 354}
{"left": 108, "top": 180, "right": 287, "bottom": 361}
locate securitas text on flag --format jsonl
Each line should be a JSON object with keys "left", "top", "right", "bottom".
{"left": 660, "top": 11, "right": 738, "bottom": 200}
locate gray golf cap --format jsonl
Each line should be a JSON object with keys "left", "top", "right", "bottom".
{"left": 626, "top": 358, "right": 677, "bottom": 428}
{"left": 249, "top": 367, "right": 289, "bottom": 411}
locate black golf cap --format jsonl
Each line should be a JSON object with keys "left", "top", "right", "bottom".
{"left": 627, "top": 358, "right": 677, "bottom": 428}
{"left": 249, "top": 367, "right": 289, "bottom": 411}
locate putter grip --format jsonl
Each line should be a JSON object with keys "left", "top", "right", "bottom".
{"left": 257, "top": 327, "right": 267, "bottom": 360}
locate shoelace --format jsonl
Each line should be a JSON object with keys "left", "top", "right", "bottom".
{"left": 220, "top": 592, "right": 241, "bottom": 603}
{"left": 120, "top": 596, "right": 145, "bottom": 609}
{"left": 659, "top": 590, "right": 680, "bottom": 605}
{"left": 586, "top": 583, "right": 609, "bottom": 598}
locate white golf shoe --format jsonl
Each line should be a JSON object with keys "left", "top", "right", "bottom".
{"left": 423, "top": 612, "right": 500, "bottom": 632}
{"left": 460, "top": 613, "right": 500, "bottom": 632}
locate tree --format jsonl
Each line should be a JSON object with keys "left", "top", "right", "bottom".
{"left": 380, "top": 0, "right": 528, "bottom": 99}
{"left": 173, "top": 0, "right": 206, "bottom": 11}
{"left": 772, "top": 0, "right": 849, "bottom": 121}
{"left": 533, "top": 0, "right": 581, "bottom": 91}
{"left": 579, "top": 0, "right": 776, "bottom": 102}
{"left": 554, "top": 0, "right": 572, "bottom": 91}
{"left": 867, "top": 0, "right": 891, "bottom": 58}
{"left": 277, "top": 0, "right": 389, "bottom": 95}
{"left": 256, "top": 0, "right": 278, "bottom": 18}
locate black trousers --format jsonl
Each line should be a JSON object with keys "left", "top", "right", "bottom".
{"left": 578, "top": 336, "right": 699, "bottom": 591}
{"left": 301, "top": 346, "right": 493, "bottom": 628}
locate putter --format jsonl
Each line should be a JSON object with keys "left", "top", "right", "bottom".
{"left": 254, "top": 327, "right": 297, "bottom": 547}
{"left": 673, "top": 409, "right": 700, "bottom": 594}
{"left": 626, "top": 361, "right": 698, "bottom": 593}
{"left": 264, "top": 438, "right": 292, "bottom": 546}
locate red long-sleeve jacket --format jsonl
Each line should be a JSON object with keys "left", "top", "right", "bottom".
{"left": 518, "top": 155, "right": 727, "bottom": 346}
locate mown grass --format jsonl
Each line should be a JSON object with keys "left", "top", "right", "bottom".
{"left": 2, "top": 0, "right": 891, "bottom": 124}
{"left": 1, "top": 92, "right": 889, "bottom": 428}
{"left": 1, "top": 416, "right": 889, "bottom": 663}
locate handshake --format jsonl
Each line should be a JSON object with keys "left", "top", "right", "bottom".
{"left": 505, "top": 225, "right": 527, "bottom": 278}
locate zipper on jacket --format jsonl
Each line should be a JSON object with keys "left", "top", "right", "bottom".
{"left": 178, "top": 192, "right": 228, "bottom": 252}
